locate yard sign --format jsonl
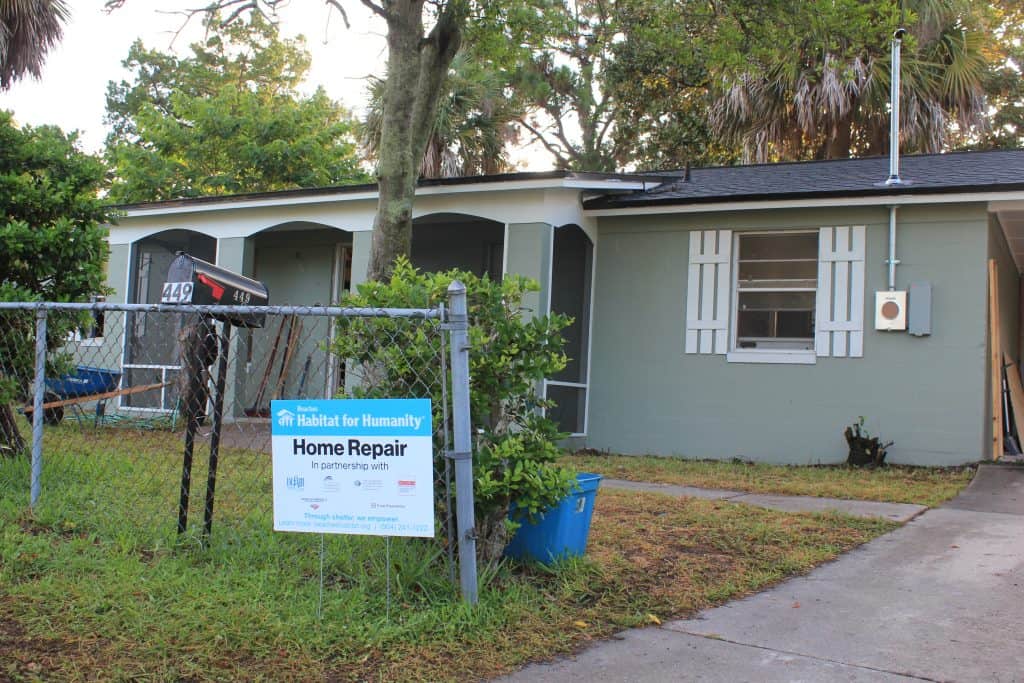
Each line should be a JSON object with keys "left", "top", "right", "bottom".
{"left": 271, "top": 398, "right": 434, "bottom": 537}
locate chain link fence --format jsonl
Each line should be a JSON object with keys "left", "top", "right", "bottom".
{"left": 0, "top": 296, "right": 476, "bottom": 596}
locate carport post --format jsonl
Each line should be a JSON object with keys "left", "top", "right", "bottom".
{"left": 30, "top": 308, "right": 47, "bottom": 509}
{"left": 447, "top": 281, "right": 478, "bottom": 604}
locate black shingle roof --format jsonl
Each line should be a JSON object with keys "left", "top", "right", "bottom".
{"left": 583, "top": 150, "right": 1024, "bottom": 210}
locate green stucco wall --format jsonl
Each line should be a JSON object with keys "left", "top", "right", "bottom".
{"left": 586, "top": 204, "right": 991, "bottom": 466}
{"left": 106, "top": 244, "right": 131, "bottom": 303}
{"left": 351, "top": 231, "right": 372, "bottom": 289}
{"left": 505, "top": 222, "right": 552, "bottom": 316}
{"left": 69, "top": 243, "right": 132, "bottom": 369}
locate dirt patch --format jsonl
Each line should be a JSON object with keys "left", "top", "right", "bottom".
{"left": 0, "top": 597, "right": 100, "bottom": 681}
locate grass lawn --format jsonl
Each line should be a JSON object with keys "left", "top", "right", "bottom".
{"left": 565, "top": 451, "right": 975, "bottom": 507}
{"left": 1, "top": 426, "right": 897, "bottom": 681}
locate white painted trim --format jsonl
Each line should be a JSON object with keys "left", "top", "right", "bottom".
{"left": 545, "top": 226, "right": 595, "bottom": 436}
{"left": 816, "top": 225, "right": 865, "bottom": 358}
{"left": 117, "top": 364, "right": 179, "bottom": 413}
{"left": 122, "top": 363, "right": 180, "bottom": 370}
{"left": 686, "top": 230, "right": 732, "bottom": 354}
{"left": 731, "top": 229, "right": 820, "bottom": 356}
{"left": 73, "top": 337, "right": 105, "bottom": 347}
{"left": 501, "top": 223, "right": 510, "bottom": 276}
{"left": 122, "top": 178, "right": 655, "bottom": 219}
{"left": 582, "top": 234, "right": 596, "bottom": 437}
{"left": 586, "top": 191, "right": 1024, "bottom": 217}
{"left": 119, "top": 241, "right": 135, "bottom": 405}
{"left": 545, "top": 223, "right": 554, "bottom": 316}
{"left": 325, "top": 243, "right": 346, "bottom": 399}
{"left": 726, "top": 350, "right": 816, "bottom": 364}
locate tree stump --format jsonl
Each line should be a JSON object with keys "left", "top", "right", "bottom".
{"left": 844, "top": 422, "right": 892, "bottom": 467}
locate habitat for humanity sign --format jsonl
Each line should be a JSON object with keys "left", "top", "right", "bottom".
{"left": 271, "top": 398, "right": 434, "bottom": 537}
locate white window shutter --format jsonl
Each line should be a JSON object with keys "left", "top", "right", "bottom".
{"left": 816, "top": 225, "right": 865, "bottom": 358}
{"left": 686, "top": 229, "right": 731, "bottom": 354}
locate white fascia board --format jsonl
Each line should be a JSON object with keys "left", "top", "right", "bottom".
{"left": 119, "top": 177, "right": 654, "bottom": 220}
{"left": 584, "top": 190, "right": 1024, "bottom": 217}
{"left": 561, "top": 178, "right": 659, "bottom": 190}
{"left": 108, "top": 202, "right": 378, "bottom": 245}
{"left": 122, "top": 191, "right": 378, "bottom": 218}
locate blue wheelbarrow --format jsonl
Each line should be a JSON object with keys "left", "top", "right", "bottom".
{"left": 23, "top": 366, "right": 168, "bottom": 426}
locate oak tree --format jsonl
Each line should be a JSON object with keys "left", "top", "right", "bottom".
{"left": 104, "top": 14, "right": 368, "bottom": 203}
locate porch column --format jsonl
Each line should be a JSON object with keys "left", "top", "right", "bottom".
{"left": 106, "top": 244, "right": 132, "bottom": 304}
{"left": 505, "top": 222, "right": 554, "bottom": 317}
{"left": 215, "top": 237, "right": 255, "bottom": 420}
{"left": 349, "top": 230, "right": 373, "bottom": 289}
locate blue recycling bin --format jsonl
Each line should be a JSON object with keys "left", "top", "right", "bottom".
{"left": 505, "top": 472, "right": 603, "bottom": 564}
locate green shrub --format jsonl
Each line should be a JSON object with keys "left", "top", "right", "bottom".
{"left": 330, "top": 258, "right": 576, "bottom": 562}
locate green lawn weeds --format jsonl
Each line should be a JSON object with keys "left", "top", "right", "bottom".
{"left": 1, "top": 426, "right": 897, "bottom": 681}
{"left": 567, "top": 451, "right": 975, "bottom": 507}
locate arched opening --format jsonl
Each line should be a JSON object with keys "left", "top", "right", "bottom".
{"left": 123, "top": 229, "right": 217, "bottom": 411}
{"left": 546, "top": 224, "right": 594, "bottom": 435}
{"left": 243, "top": 222, "right": 354, "bottom": 409}
{"left": 250, "top": 221, "right": 353, "bottom": 306}
{"left": 411, "top": 213, "right": 504, "bottom": 278}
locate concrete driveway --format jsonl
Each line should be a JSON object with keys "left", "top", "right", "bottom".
{"left": 500, "top": 465, "right": 1024, "bottom": 682}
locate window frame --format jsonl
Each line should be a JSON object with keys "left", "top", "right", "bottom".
{"left": 67, "top": 295, "right": 106, "bottom": 347}
{"left": 727, "top": 230, "right": 818, "bottom": 365}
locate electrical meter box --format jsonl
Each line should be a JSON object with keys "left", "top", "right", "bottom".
{"left": 874, "top": 290, "right": 907, "bottom": 331}
{"left": 163, "top": 252, "right": 268, "bottom": 328}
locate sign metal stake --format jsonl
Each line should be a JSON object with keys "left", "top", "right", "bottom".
{"left": 386, "top": 536, "right": 392, "bottom": 623}
{"left": 317, "top": 533, "right": 325, "bottom": 620}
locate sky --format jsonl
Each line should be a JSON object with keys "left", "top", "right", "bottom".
{"left": 0, "top": 1, "right": 544, "bottom": 168}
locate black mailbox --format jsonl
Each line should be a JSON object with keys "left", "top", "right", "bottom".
{"left": 163, "top": 252, "right": 269, "bottom": 328}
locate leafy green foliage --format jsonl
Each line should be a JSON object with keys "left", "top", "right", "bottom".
{"left": 707, "top": 0, "right": 1003, "bottom": 161}
{"left": 104, "top": 14, "right": 368, "bottom": 203}
{"left": 471, "top": 0, "right": 630, "bottom": 171}
{"left": 0, "top": 0, "right": 69, "bottom": 89}
{"left": 958, "top": 1, "right": 1024, "bottom": 151}
{"left": 330, "top": 258, "right": 576, "bottom": 561}
{"left": 363, "top": 52, "right": 523, "bottom": 178}
{"left": 0, "top": 111, "right": 112, "bottom": 453}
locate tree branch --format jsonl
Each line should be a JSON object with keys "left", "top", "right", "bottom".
{"left": 358, "top": 0, "right": 388, "bottom": 19}
{"left": 324, "top": 0, "right": 352, "bottom": 29}
{"left": 517, "top": 117, "right": 570, "bottom": 167}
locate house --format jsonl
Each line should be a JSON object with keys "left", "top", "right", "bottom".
{"left": 98, "top": 149, "right": 1024, "bottom": 466}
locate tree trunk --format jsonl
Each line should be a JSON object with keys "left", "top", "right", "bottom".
{"left": 823, "top": 116, "right": 853, "bottom": 159}
{"left": 366, "top": 0, "right": 464, "bottom": 282}
{"left": 0, "top": 403, "right": 26, "bottom": 458}
{"left": 475, "top": 506, "right": 511, "bottom": 564}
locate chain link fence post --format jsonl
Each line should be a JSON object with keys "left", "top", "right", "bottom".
{"left": 447, "top": 281, "right": 478, "bottom": 605}
{"left": 30, "top": 307, "right": 47, "bottom": 508}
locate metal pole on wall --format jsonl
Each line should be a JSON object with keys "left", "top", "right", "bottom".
{"left": 30, "top": 308, "right": 47, "bottom": 508}
{"left": 447, "top": 281, "right": 478, "bottom": 604}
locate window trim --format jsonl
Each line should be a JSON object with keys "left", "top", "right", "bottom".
{"left": 67, "top": 296, "right": 106, "bottom": 346}
{"left": 728, "top": 230, "right": 818, "bottom": 365}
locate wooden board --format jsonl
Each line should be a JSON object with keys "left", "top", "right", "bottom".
{"left": 24, "top": 381, "right": 170, "bottom": 413}
{"left": 989, "top": 259, "right": 1003, "bottom": 461}
{"left": 1004, "top": 355, "right": 1024, "bottom": 448}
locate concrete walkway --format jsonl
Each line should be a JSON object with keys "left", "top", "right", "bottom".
{"left": 499, "top": 465, "right": 1024, "bottom": 683}
{"left": 602, "top": 479, "right": 927, "bottom": 523}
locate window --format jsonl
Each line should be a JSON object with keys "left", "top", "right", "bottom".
{"left": 734, "top": 232, "right": 817, "bottom": 352}
{"left": 686, "top": 226, "right": 864, "bottom": 361}
{"left": 67, "top": 295, "right": 105, "bottom": 345}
